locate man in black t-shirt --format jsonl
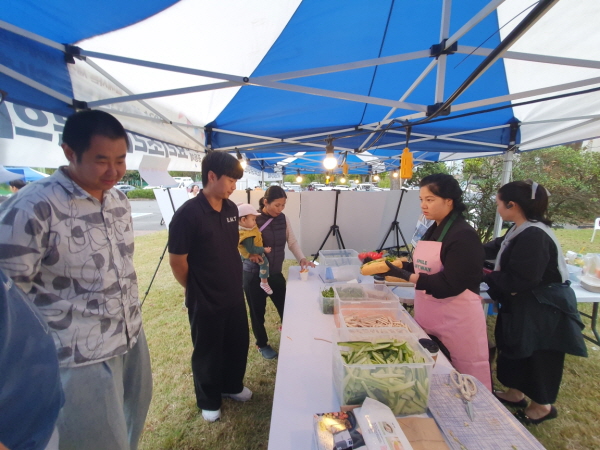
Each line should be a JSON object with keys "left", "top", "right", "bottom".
{"left": 168, "top": 152, "right": 251, "bottom": 422}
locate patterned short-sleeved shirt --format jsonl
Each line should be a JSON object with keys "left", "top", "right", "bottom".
{"left": 0, "top": 167, "right": 141, "bottom": 367}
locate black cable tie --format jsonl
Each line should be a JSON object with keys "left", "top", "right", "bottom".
{"left": 72, "top": 100, "right": 88, "bottom": 110}
{"left": 426, "top": 103, "right": 451, "bottom": 117}
{"left": 430, "top": 40, "right": 458, "bottom": 58}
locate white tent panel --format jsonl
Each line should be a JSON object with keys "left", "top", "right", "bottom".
{"left": 78, "top": 0, "right": 302, "bottom": 126}
{"left": 498, "top": 0, "right": 600, "bottom": 150}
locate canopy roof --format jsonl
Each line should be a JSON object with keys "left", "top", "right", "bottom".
{"left": 2, "top": 0, "right": 600, "bottom": 174}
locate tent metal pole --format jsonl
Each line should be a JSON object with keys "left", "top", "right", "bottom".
{"left": 445, "top": 0, "right": 505, "bottom": 48}
{"left": 434, "top": 0, "right": 452, "bottom": 103}
{"left": 84, "top": 59, "right": 207, "bottom": 150}
{"left": 493, "top": 149, "right": 515, "bottom": 238}
{"left": 457, "top": 46, "right": 600, "bottom": 70}
{"left": 0, "top": 64, "right": 71, "bottom": 104}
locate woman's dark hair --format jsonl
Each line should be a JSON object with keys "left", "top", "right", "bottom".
{"left": 419, "top": 173, "right": 466, "bottom": 213}
{"left": 9, "top": 179, "right": 26, "bottom": 190}
{"left": 259, "top": 185, "right": 287, "bottom": 210}
{"left": 497, "top": 180, "right": 551, "bottom": 226}
{"left": 62, "top": 110, "right": 129, "bottom": 162}
{"left": 201, "top": 151, "right": 244, "bottom": 186}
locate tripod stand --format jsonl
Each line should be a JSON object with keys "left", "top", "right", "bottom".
{"left": 312, "top": 190, "right": 346, "bottom": 262}
{"left": 142, "top": 187, "right": 178, "bottom": 306}
{"left": 377, "top": 187, "right": 413, "bottom": 260}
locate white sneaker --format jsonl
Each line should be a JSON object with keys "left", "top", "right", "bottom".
{"left": 222, "top": 386, "right": 253, "bottom": 402}
{"left": 201, "top": 408, "right": 221, "bottom": 422}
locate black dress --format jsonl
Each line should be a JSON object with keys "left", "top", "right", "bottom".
{"left": 484, "top": 226, "right": 569, "bottom": 404}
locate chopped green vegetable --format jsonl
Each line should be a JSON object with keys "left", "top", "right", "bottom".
{"left": 335, "top": 286, "right": 365, "bottom": 299}
{"left": 320, "top": 287, "right": 335, "bottom": 314}
{"left": 336, "top": 339, "right": 430, "bottom": 415}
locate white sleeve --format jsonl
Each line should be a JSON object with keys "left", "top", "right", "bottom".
{"left": 285, "top": 216, "right": 306, "bottom": 262}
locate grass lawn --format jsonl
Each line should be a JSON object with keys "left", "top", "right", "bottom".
{"left": 136, "top": 229, "right": 600, "bottom": 450}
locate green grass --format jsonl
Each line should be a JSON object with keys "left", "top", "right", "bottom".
{"left": 136, "top": 229, "right": 600, "bottom": 450}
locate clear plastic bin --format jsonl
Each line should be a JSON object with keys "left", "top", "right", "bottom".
{"left": 318, "top": 249, "right": 362, "bottom": 267}
{"left": 332, "top": 328, "right": 433, "bottom": 416}
{"left": 333, "top": 284, "right": 399, "bottom": 316}
{"left": 336, "top": 302, "right": 414, "bottom": 332}
{"left": 318, "top": 285, "right": 336, "bottom": 315}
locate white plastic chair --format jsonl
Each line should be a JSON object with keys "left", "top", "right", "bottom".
{"left": 592, "top": 218, "right": 600, "bottom": 243}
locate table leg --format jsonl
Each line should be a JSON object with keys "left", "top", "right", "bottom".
{"left": 580, "top": 302, "right": 600, "bottom": 346}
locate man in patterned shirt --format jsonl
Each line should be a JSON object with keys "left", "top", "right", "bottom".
{"left": 0, "top": 110, "right": 152, "bottom": 450}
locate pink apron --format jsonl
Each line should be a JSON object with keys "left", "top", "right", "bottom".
{"left": 413, "top": 238, "right": 492, "bottom": 391}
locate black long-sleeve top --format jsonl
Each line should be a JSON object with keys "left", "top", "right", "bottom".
{"left": 483, "top": 226, "right": 562, "bottom": 297}
{"left": 405, "top": 213, "right": 484, "bottom": 299}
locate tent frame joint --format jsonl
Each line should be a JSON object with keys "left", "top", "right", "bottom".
{"left": 426, "top": 102, "right": 451, "bottom": 117}
{"left": 430, "top": 39, "right": 458, "bottom": 58}
{"left": 72, "top": 99, "right": 88, "bottom": 110}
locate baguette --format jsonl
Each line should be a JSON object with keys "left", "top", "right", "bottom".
{"left": 385, "top": 275, "right": 409, "bottom": 283}
{"left": 360, "top": 257, "right": 406, "bottom": 276}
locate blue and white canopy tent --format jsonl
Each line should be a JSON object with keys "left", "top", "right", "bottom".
{"left": 1, "top": 0, "right": 600, "bottom": 178}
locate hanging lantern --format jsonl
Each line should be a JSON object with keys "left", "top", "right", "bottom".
{"left": 400, "top": 147, "right": 413, "bottom": 179}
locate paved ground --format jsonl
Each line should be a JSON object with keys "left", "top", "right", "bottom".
{"left": 131, "top": 199, "right": 165, "bottom": 236}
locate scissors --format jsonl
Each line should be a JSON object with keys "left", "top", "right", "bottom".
{"left": 450, "top": 369, "right": 477, "bottom": 421}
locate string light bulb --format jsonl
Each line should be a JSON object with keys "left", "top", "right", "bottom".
{"left": 393, "top": 170, "right": 399, "bottom": 178}
{"left": 236, "top": 149, "right": 247, "bottom": 169}
{"left": 296, "top": 169, "right": 303, "bottom": 183}
{"left": 323, "top": 138, "right": 337, "bottom": 170}
{"left": 373, "top": 174, "right": 380, "bottom": 182}
{"left": 340, "top": 177, "right": 346, "bottom": 183}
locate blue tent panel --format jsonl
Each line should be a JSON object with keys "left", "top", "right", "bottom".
{"left": 6, "top": 167, "right": 48, "bottom": 181}
{"left": 209, "top": 0, "right": 516, "bottom": 173}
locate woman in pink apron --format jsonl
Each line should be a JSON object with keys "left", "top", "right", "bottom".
{"left": 385, "top": 174, "right": 492, "bottom": 390}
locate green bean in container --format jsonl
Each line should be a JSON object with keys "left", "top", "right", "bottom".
{"left": 337, "top": 339, "right": 430, "bottom": 415}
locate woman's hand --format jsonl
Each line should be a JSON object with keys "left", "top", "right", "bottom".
{"left": 299, "top": 258, "right": 316, "bottom": 270}
{"left": 264, "top": 247, "right": 272, "bottom": 254}
{"left": 383, "top": 260, "right": 419, "bottom": 284}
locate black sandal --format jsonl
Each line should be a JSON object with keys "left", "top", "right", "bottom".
{"left": 493, "top": 390, "right": 528, "bottom": 408}
{"left": 514, "top": 406, "right": 558, "bottom": 425}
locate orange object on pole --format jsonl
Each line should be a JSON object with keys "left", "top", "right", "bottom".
{"left": 400, "top": 147, "right": 413, "bottom": 179}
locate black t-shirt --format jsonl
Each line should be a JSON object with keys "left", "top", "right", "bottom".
{"left": 168, "top": 191, "right": 243, "bottom": 311}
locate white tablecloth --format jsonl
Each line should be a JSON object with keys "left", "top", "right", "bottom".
{"left": 267, "top": 266, "right": 452, "bottom": 450}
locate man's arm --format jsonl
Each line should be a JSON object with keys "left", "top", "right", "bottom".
{"left": 169, "top": 253, "right": 189, "bottom": 289}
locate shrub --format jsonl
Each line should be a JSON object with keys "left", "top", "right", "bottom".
{"left": 127, "top": 189, "right": 156, "bottom": 199}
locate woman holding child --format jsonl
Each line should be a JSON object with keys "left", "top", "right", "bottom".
{"left": 243, "top": 186, "right": 314, "bottom": 360}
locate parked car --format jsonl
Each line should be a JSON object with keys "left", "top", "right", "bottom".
{"left": 283, "top": 184, "right": 302, "bottom": 192}
{"left": 334, "top": 185, "right": 351, "bottom": 191}
{"left": 115, "top": 184, "right": 137, "bottom": 193}
{"left": 355, "top": 183, "right": 375, "bottom": 191}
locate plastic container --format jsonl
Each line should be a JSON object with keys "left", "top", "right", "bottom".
{"left": 332, "top": 284, "right": 399, "bottom": 315}
{"left": 318, "top": 285, "right": 336, "bottom": 314}
{"left": 566, "top": 264, "right": 582, "bottom": 283}
{"left": 318, "top": 249, "right": 362, "bottom": 282}
{"left": 318, "top": 249, "right": 362, "bottom": 267}
{"left": 332, "top": 328, "right": 434, "bottom": 416}
{"left": 336, "top": 302, "right": 414, "bottom": 333}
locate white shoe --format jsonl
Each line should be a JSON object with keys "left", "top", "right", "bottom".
{"left": 201, "top": 408, "right": 221, "bottom": 422}
{"left": 222, "top": 386, "right": 253, "bottom": 402}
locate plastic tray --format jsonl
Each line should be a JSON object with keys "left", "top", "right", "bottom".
{"left": 332, "top": 328, "right": 434, "bottom": 416}
{"left": 336, "top": 302, "right": 414, "bottom": 332}
{"left": 318, "top": 249, "right": 362, "bottom": 267}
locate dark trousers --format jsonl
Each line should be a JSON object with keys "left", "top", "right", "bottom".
{"left": 497, "top": 349, "right": 565, "bottom": 405}
{"left": 187, "top": 300, "right": 249, "bottom": 411}
{"left": 243, "top": 271, "right": 286, "bottom": 348}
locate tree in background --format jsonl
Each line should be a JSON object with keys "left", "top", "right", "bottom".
{"left": 512, "top": 145, "right": 600, "bottom": 224}
{"left": 462, "top": 156, "right": 505, "bottom": 243}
